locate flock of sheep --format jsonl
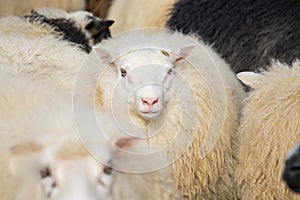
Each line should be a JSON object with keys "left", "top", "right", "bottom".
{"left": 0, "top": 0, "right": 299, "bottom": 199}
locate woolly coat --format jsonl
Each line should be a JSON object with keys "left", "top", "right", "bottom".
{"left": 0, "top": 0, "right": 85, "bottom": 16}
{"left": 168, "top": 0, "right": 300, "bottom": 73}
{"left": 0, "top": 71, "right": 179, "bottom": 200}
{"left": 235, "top": 62, "right": 300, "bottom": 199}
{"left": 87, "top": 30, "right": 246, "bottom": 199}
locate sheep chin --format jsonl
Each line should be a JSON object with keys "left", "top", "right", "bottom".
{"left": 138, "top": 111, "right": 160, "bottom": 121}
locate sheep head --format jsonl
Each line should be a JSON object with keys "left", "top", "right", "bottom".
{"left": 283, "top": 142, "right": 300, "bottom": 193}
{"left": 7, "top": 137, "right": 137, "bottom": 200}
{"left": 93, "top": 45, "right": 194, "bottom": 120}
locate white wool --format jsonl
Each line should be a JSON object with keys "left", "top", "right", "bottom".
{"left": 0, "top": 0, "right": 85, "bottom": 17}
{"left": 86, "top": 30, "right": 246, "bottom": 199}
{"left": 0, "top": 16, "right": 87, "bottom": 90}
{"left": 0, "top": 71, "right": 178, "bottom": 200}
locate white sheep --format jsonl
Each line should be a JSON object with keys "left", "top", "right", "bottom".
{"left": 0, "top": 29, "right": 246, "bottom": 199}
{"left": 0, "top": 0, "right": 85, "bottom": 16}
{"left": 0, "top": 71, "right": 179, "bottom": 200}
{"left": 0, "top": 13, "right": 87, "bottom": 90}
{"left": 82, "top": 29, "right": 246, "bottom": 199}
{"left": 235, "top": 61, "right": 300, "bottom": 200}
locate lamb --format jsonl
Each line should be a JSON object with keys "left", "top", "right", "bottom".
{"left": 167, "top": 0, "right": 300, "bottom": 73}
{"left": 106, "top": 0, "right": 176, "bottom": 35}
{"left": 0, "top": 0, "right": 85, "bottom": 16}
{"left": 235, "top": 61, "right": 300, "bottom": 199}
{"left": 82, "top": 29, "right": 246, "bottom": 199}
{"left": 0, "top": 71, "right": 179, "bottom": 200}
{"left": 283, "top": 142, "right": 300, "bottom": 194}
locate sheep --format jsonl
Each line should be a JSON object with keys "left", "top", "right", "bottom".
{"left": 81, "top": 29, "right": 247, "bottom": 199}
{"left": 0, "top": 0, "right": 85, "bottom": 16}
{"left": 106, "top": 0, "right": 176, "bottom": 35}
{"left": 0, "top": 9, "right": 113, "bottom": 53}
{"left": 167, "top": 0, "right": 300, "bottom": 73}
{"left": 0, "top": 11, "right": 89, "bottom": 90}
{"left": 235, "top": 61, "right": 300, "bottom": 199}
{"left": 283, "top": 142, "right": 300, "bottom": 194}
{"left": 0, "top": 26, "right": 244, "bottom": 198}
{"left": 24, "top": 9, "right": 114, "bottom": 52}
{"left": 0, "top": 71, "right": 179, "bottom": 200}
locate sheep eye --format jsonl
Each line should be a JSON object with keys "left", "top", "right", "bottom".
{"left": 40, "top": 167, "right": 51, "bottom": 179}
{"left": 167, "top": 68, "right": 173, "bottom": 75}
{"left": 120, "top": 68, "right": 127, "bottom": 77}
{"left": 103, "top": 166, "right": 113, "bottom": 175}
{"left": 161, "top": 50, "right": 170, "bottom": 57}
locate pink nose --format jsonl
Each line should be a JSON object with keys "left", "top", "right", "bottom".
{"left": 141, "top": 97, "right": 159, "bottom": 108}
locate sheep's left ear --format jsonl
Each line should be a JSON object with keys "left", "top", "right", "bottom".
{"left": 173, "top": 45, "right": 196, "bottom": 65}
{"left": 115, "top": 137, "right": 138, "bottom": 150}
{"left": 237, "top": 72, "right": 264, "bottom": 89}
{"left": 93, "top": 47, "right": 114, "bottom": 65}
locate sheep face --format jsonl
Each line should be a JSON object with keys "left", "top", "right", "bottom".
{"left": 66, "top": 10, "right": 114, "bottom": 45}
{"left": 8, "top": 137, "right": 136, "bottom": 200}
{"left": 283, "top": 143, "right": 300, "bottom": 193}
{"left": 40, "top": 158, "right": 113, "bottom": 200}
{"left": 94, "top": 45, "right": 194, "bottom": 120}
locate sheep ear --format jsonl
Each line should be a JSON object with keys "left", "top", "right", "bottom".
{"left": 93, "top": 47, "right": 114, "bottom": 65}
{"left": 100, "top": 20, "right": 114, "bottom": 28}
{"left": 115, "top": 137, "right": 138, "bottom": 150}
{"left": 172, "top": 45, "right": 196, "bottom": 65}
{"left": 10, "top": 141, "right": 43, "bottom": 155}
{"left": 237, "top": 72, "right": 264, "bottom": 89}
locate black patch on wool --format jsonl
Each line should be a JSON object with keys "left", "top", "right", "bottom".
{"left": 85, "top": 17, "right": 114, "bottom": 44}
{"left": 168, "top": 0, "right": 300, "bottom": 73}
{"left": 25, "top": 10, "right": 91, "bottom": 53}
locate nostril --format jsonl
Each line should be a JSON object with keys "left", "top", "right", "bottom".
{"left": 141, "top": 98, "right": 159, "bottom": 106}
{"left": 141, "top": 98, "right": 150, "bottom": 106}
{"left": 152, "top": 98, "right": 159, "bottom": 105}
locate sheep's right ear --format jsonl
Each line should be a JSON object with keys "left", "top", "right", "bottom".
{"left": 93, "top": 47, "right": 114, "bottom": 65}
{"left": 10, "top": 141, "right": 43, "bottom": 155}
{"left": 172, "top": 44, "right": 196, "bottom": 65}
{"left": 237, "top": 72, "right": 264, "bottom": 89}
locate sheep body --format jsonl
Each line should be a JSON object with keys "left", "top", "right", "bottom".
{"left": 89, "top": 30, "right": 246, "bottom": 199}
{"left": 0, "top": 71, "right": 179, "bottom": 200}
{"left": 235, "top": 62, "right": 300, "bottom": 199}
{"left": 168, "top": 0, "right": 300, "bottom": 73}
{"left": 0, "top": 14, "right": 87, "bottom": 90}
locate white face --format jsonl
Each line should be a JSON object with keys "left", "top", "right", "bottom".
{"left": 9, "top": 145, "right": 115, "bottom": 200}
{"left": 114, "top": 49, "right": 176, "bottom": 120}
{"left": 94, "top": 45, "right": 194, "bottom": 121}
{"left": 40, "top": 157, "right": 114, "bottom": 200}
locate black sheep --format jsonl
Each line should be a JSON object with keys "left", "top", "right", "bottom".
{"left": 168, "top": 0, "right": 300, "bottom": 73}
{"left": 283, "top": 142, "right": 300, "bottom": 194}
